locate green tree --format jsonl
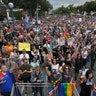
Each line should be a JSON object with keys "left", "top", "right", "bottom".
{"left": 3, "top": 0, "right": 53, "bottom": 16}
{"left": 67, "top": 4, "right": 76, "bottom": 13}
{"left": 9, "top": 10, "right": 23, "bottom": 20}
{"left": 40, "top": 0, "right": 53, "bottom": 14}
{"left": 54, "top": 5, "right": 76, "bottom": 15}
{"left": 83, "top": 1, "right": 96, "bottom": 12}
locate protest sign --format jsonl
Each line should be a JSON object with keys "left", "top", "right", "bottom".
{"left": 18, "top": 42, "right": 30, "bottom": 51}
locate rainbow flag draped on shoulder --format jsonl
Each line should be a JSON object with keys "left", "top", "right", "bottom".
{"left": 48, "top": 83, "right": 74, "bottom": 96}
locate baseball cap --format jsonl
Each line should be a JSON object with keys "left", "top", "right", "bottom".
{"left": 52, "top": 69, "right": 57, "bottom": 74}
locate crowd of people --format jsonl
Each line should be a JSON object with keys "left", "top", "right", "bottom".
{"left": 0, "top": 14, "right": 96, "bottom": 96}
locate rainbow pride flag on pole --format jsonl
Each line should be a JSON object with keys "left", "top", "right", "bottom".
{"left": 58, "top": 83, "right": 73, "bottom": 96}
{"left": 48, "top": 83, "right": 74, "bottom": 96}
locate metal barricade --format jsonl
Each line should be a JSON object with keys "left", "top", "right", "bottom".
{"left": 11, "top": 83, "right": 80, "bottom": 96}
{"left": 73, "top": 86, "right": 80, "bottom": 96}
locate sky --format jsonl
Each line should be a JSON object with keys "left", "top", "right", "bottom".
{"left": 48, "top": 0, "right": 93, "bottom": 9}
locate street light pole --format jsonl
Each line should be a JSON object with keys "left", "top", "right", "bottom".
{"left": 36, "top": 0, "right": 38, "bottom": 25}
{"left": 8, "top": 2, "right": 15, "bottom": 29}
{"left": 0, "top": 0, "right": 3, "bottom": 4}
{"left": 11, "top": 8, "right": 14, "bottom": 24}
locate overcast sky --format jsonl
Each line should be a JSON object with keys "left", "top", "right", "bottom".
{"left": 48, "top": 0, "right": 93, "bottom": 9}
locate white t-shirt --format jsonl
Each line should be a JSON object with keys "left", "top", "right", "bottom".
{"left": 19, "top": 53, "right": 29, "bottom": 59}
{"left": 51, "top": 64, "right": 59, "bottom": 71}
{"left": 19, "top": 53, "right": 29, "bottom": 64}
{"left": 43, "top": 44, "right": 50, "bottom": 50}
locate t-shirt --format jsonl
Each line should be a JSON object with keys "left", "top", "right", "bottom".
{"left": 19, "top": 53, "right": 29, "bottom": 64}
{"left": 51, "top": 64, "right": 59, "bottom": 71}
{"left": 5, "top": 45, "right": 14, "bottom": 56}
{"left": 5, "top": 45, "right": 14, "bottom": 52}
{"left": 0, "top": 72, "right": 5, "bottom": 82}
{"left": 80, "top": 81, "right": 92, "bottom": 96}
{"left": 0, "top": 71, "right": 14, "bottom": 92}
{"left": 19, "top": 64, "right": 32, "bottom": 78}
{"left": 62, "top": 72, "right": 72, "bottom": 83}
{"left": 30, "top": 61, "right": 39, "bottom": 68}
{"left": 48, "top": 74, "right": 61, "bottom": 83}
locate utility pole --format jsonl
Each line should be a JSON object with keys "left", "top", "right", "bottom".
{"left": 36, "top": 0, "right": 38, "bottom": 24}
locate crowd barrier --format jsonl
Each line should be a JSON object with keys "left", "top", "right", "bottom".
{"left": 11, "top": 83, "right": 80, "bottom": 96}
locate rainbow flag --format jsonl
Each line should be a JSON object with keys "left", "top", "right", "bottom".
{"left": 64, "top": 30, "right": 70, "bottom": 41}
{"left": 58, "top": 83, "right": 73, "bottom": 96}
{"left": 87, "top": 25, "right": 94, "bottom": 31}
{"left": 21, "top": 10, "right": 27, "bottom": 16}
{"left": 48, "top": 83, "right": 74, "bottom": 96}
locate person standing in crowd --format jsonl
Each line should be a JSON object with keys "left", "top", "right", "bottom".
{"left": 90, "top": 44, "right": 96, "bottom": 70}
{"left": 42, "top": 47, "right": 48, "bottom": 65}
{"left": 61, "top": 65, "right": 73, "bottom": 83}
{"left": 46, "top": 50, "right": 53, "bottom": 64}
{"left": 46, "top": 69, "right": 61, "bottom": 84}
{"left": 9, "top": 47, "right": 19, "bottom": 64}
{"left": 46, "top": 68, "right": 61, "bottom": 95}
{"left": 81, "top": 47, "right": 88, "bottom": 67}
{"left": 18, "top": 58, "right": 32, "bottom": 82}
{"left": 31, "top": 46, "right": 40, "bottom": 61}
{"left": 0, "top": 33, "right": 6, "bottom": 53}
{"left": 43, "top": 41, "right": 51, "bottom": 51}
{"left": 80, "top": 70, "right": 93, "bottom": 96}
{"left": 0, "top": 62, "right": 16, "bottom": 96}
{"left": 31, "top": 66, "right": 44, "bottom": 96}
{"left": 65, "top": 51, "right": 72, "bottom": 67}
{"left": 5, "top": 26, "right": 13, "bottom": 40}
{"left": 19, "top": 49, "right": 29, "bottom": 65}
{"left": 5, "top": 41, "right": 14, "bottom": 57}
{"left": 75, "top": 53, "right": 83, "bottom": 81}
{"left": 30, "top": 57, "right": 40, "bottom": 70}
{"left": 51, "top": 58, "right": 60, "bottom": 73}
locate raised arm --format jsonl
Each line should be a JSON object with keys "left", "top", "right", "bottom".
{"left": 10, "top": 62, "right": 17, "bottom": 73}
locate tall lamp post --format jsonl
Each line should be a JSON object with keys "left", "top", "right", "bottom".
{"left": 36, "top": 0, "right": 38, "bottom": 25}
{"left": 36, "top": 6, "right": 39, "bottom": 24}
{"left": 36, "top": 4, "right": 41, "bottom": 26}
{"left": 8, "top": 2, "right": 15, "bottom": 28}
